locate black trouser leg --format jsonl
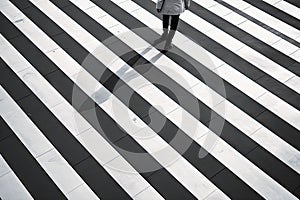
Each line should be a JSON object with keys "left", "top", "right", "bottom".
{"left": 163, "top": 15, "right": 170, "bottom": 29}
{"left": 170, "top": 15, "right": 180, "bottom": 30}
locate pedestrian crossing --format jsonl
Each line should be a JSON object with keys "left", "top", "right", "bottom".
{"left": 0, "top": 0, "right": 299, "bottom": 199}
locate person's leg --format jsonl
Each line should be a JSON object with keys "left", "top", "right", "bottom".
{"left": 165, "top": 15, "right": 180, "bottom": 50}
{"left": 153, "top": 15, "right": 170, "bottom": 45}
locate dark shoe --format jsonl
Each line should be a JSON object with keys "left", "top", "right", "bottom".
{"left": 153, "top": 28, "right": 168, "bottom": 45}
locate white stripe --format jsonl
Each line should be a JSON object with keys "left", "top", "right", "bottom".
{"left": 0, "top": 154, "right": 33, "bottom": 200}
{"left": 223, "top": 0, "right": 300, "bottom": 39}
{"left": 29, "top": 0, "right": 297, "bottom": 199}
{"left": 194, "top": 0, "right": 300, "bottom": 62}
{"left": 113, "top": 0, "right": 300, "bottom": 131}
{"left": 0, "top": 84, "right": 98, "bottom": 199}
{"left": 0, "top": 13, "right": 161, "bottom": 199}
{"left": 22, "top": 1, "right": 229, "bottom": 199}
{"left": 263, "top": 0, "right": 300, "bottom": 20}
{"left": 109, "top": 0, "right": 300, "bottom": 166}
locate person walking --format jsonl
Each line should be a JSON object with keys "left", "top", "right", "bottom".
{"left": 154, "top": 0, "right": 191, "bottom": 50}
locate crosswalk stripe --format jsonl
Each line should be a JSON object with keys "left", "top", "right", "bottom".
{"left": 194, "top": 0, "right": 300, "bottom": 63}
{"left": 6, "top": 1, "right": 230, "bottom": 198}
{"left": 263, "top": 0, "right": 300, "bottom": 20}
{"left": 30, "top": 0, "right": 299, "bottom": 199}
{"left": 0, "top": 17, "right": 163, "bottom": 200}
{"left": 60, "top": 0, "right": 300, "bottom": 176}
{"left": 41, "top": 0, "right": 296, "bottom": 197}
{"left": 0, "top": 0, "right": 299, "bottom": 199}
{"left": 0, "top": 153, "right": 33, "bottom": 200}
{"left": 223, "top": 0, "right": 300, "bottom": 42}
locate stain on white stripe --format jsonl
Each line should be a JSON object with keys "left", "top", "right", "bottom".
{"left": 194, "top": 0, "right": 300, "bottom": 62}
{"left": 0, "top": 154, "right": 33, "bottom": 200}
{"left": 0, "top": 8, "right": 161, "bottom": 197}
{"left": 27, "top": 1, "right": 229, "bottom": 199}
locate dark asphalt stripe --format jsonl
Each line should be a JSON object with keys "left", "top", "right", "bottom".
{"left": 0, "top": 18, "right": 132, "bottom": 200}
{"left": 0, "top": 114, "right": 66, "bottom": 199}
{"left": 242, "top": 0, "right": 300, "bottom": 31}
{"left": 49, "top": 0, "right": 300, "bottom": 196}
{"left": 214, "top": 0, "right": 300, "bottom": 49}
{"left": 2, "top": 4, "right": 196, "bottom": 199}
